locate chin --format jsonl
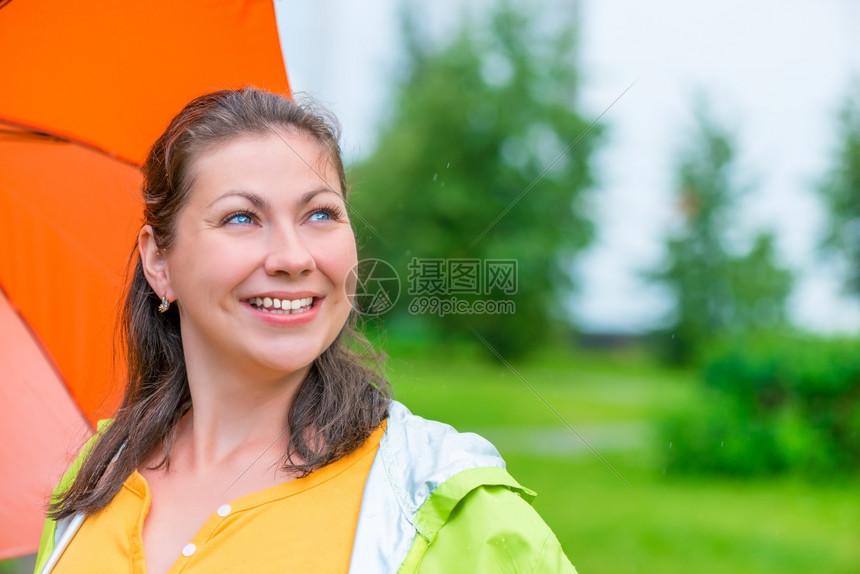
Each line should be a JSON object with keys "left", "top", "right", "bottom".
{"left": 256, "top": 341, "right": 336, "bottom": 378}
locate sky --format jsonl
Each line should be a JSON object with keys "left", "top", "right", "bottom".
{"left": 276, "top": 0, "right": 860, "bottom": 334}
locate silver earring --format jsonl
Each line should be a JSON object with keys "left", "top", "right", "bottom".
{"left": 158, "top": 295, "right": 170, "bottom": 313}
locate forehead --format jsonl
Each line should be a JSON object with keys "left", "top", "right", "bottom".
{"left": 193, "top": 129, "right": 331, "bottom": 172}
{"left": 186, "top": 130, "right": 342, "bottom": 199}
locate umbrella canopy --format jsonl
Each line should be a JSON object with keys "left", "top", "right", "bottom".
{"left": 0, "top": 0, "right": 290, "bottom": 558}
{"left": 1, "top": 0, "right": 289, "bottom": 165}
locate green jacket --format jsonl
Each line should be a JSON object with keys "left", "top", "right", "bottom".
{"left": 36, "top": 402, "right": 576, "bottom": 573}
{"left": 396, "top": 466, "right": 576, "bottom": 573}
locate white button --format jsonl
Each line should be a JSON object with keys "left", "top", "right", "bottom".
{"left": 217, "top": 504, "right": 232, "bottom": 517}
{"left": 182, "top": 543, "right": 196, "bottom": 557}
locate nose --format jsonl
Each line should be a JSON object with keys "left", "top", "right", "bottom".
{"left": 263, "top": 224, "right": 316, "bottom": 277}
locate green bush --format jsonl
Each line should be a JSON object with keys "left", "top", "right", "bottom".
{"left": 661, "top": 334, "right": 860, "bottom": 476}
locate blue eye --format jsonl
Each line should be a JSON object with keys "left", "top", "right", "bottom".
{"left": 225, "top": 212, "right": 255, "bottom": 225}
{"left": 309, "top": 211, "right": 331, "bottom": 221}
{"left": 308, "top": 204, "right": 344, "bottom": 222}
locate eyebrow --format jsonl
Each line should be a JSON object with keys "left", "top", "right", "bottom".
{"left": 208, "top": 191, "right": 270, "bottom": 210}
{"left": 207, "top": 188, "right": 341, "bottom": 210}
{"left": 298, "top": 187, "right": 341, "bottom": 207}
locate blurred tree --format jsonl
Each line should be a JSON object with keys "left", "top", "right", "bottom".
{"left": 349, "top": 1, "right": 601, "bottom": 356}
{"left": 819, "top": 85, "right": 860, "bottom": 295}
{"left": 648, "top": 103, "right": 793, "bottom": 363}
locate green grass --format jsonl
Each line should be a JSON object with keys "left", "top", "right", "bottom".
{"left": 386, "top": 343, "right": 697, "bottom": 427}
{"left": 512, "top": 455, "right": 860, "bottom": 574}
{"left": 383, "top": 341, "right": 860, "bottom": 574}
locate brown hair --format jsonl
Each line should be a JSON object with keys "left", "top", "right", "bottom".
{"left": 50, "top": 88, "right": 390, "bottom": 519}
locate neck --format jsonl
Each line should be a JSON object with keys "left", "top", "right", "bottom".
{"left": 178, "top": 358, "right": 310, "bottom": 471}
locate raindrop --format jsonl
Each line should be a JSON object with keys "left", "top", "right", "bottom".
{"left": 446, "top": 162, "right": 450, "bottom": 168}
{"left": 669, "top": 442, "right": 673, "bottom": 449}
{"left": 433, "top": 173, "right": 438, "bottom": 181}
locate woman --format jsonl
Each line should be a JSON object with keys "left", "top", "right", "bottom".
{"left": 35, "top": 88, "right": 575, "bottom": 573}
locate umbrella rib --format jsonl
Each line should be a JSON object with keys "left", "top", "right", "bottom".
{"left": 0, "top": 117, "right": 141, "bottom": 167}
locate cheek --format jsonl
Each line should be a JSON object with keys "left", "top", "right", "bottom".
{"left": 318, "top": 230, "right": 358, "bottom": 282}
{"left": 341, "top": 235, "right": 358, "bottom": 269}
{"left": 167, "top": 238, "right": 248, "bottom": 295}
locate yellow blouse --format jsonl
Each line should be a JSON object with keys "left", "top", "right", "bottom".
{"left": 53, "top": 423, "right": 385, "bottom": 573}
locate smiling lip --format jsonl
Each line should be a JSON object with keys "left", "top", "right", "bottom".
{"left": 244, "top": 293, "right": 322, "bottom": 324}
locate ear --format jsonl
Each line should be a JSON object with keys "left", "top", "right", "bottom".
{"left": 138, "top": 225, "right": 173, "bottom": 301}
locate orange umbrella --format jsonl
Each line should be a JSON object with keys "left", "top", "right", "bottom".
{"left": 0, "top": 0, "right": 289, "bottom": 557}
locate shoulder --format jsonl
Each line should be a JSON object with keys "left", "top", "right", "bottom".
{"left": 349, "top": 401, "right": 509, "bottom": 571}
{"left": 381, "top": 400, "right": 522, "bottom": 523}
{"left": 381, "top": 400, "right": 507, "bottom": 510}
{"left": 51, "top": 419, "right": 114, "bottom": 498}
{"left": 411, "top": 483, "right": 577, "bottom": 573}
{"left": 382, "top": 402, "right": 576, "bottom": 573}
{"left": 35, "top": 419, "right": 113, "bottom": 573}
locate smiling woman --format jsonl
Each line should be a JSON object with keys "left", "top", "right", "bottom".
{"left": 141, "top": 130, "right": 358, "bottom": 394}
{"left": 33, "top": 88, "right": 575, "bottom": 573}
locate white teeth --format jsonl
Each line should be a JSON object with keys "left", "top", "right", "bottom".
{"left": 249, "top": 296, "right": 314, "bottom": 314}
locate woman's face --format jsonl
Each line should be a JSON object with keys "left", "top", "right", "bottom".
{"left": 149, "top": 130, "right": 357, "bottom": 381}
